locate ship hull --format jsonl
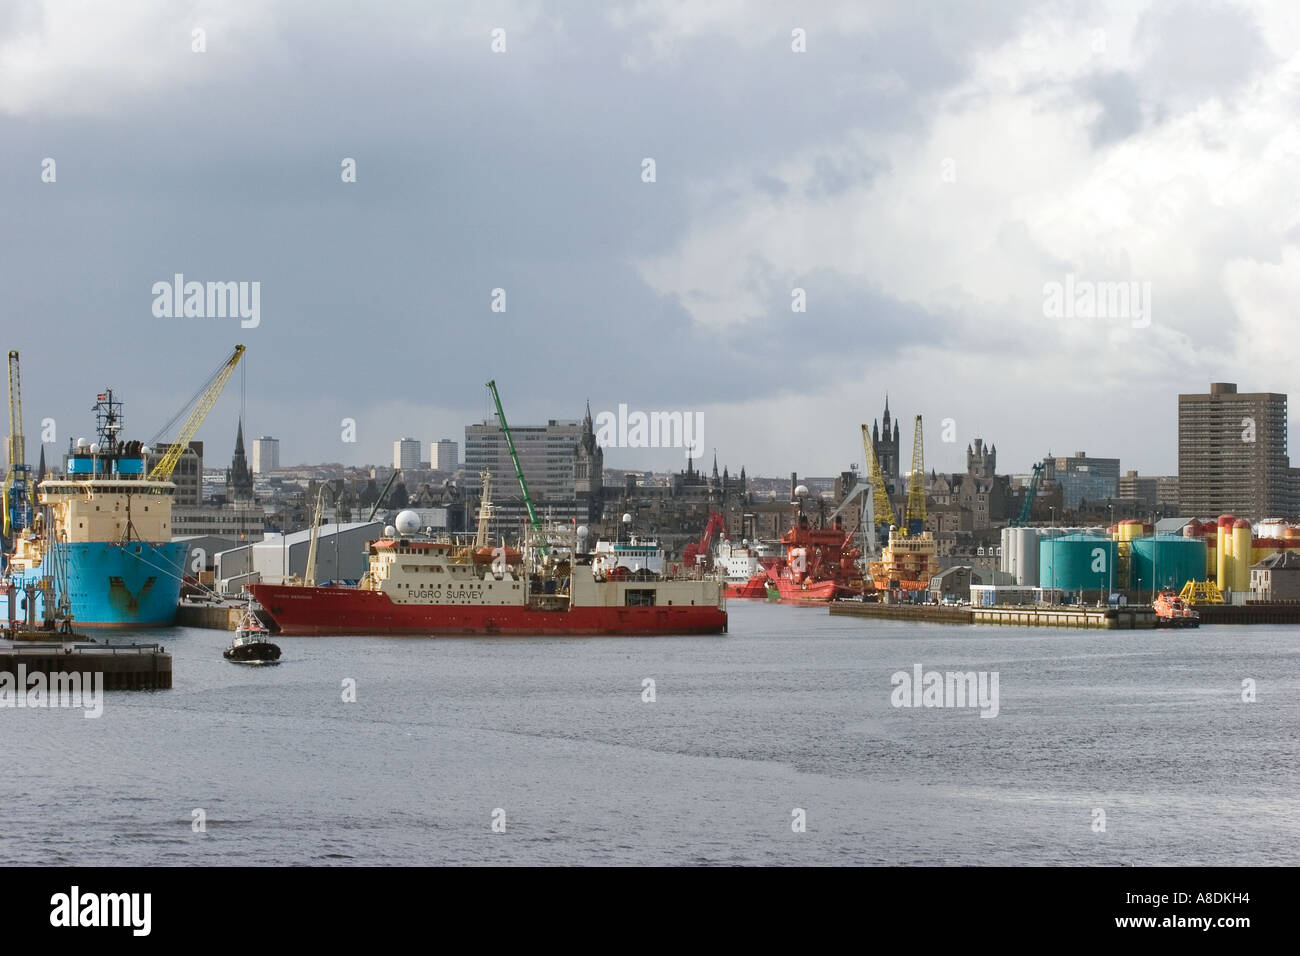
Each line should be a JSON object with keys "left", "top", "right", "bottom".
{"left": 764, "top": 577, "right": 857, "bottom": 605}
{"left": 724, "top": 575, "right": 769, "bottom": 599}
{"left": 4, "top": 541, "right": 187, "bottom": 628}
{"left": 249, "top": 583, "right": 727, "bottom": 636}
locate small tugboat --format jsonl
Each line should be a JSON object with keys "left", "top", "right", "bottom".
{"left": 224, "top": 606, "right": 282, "bottom": 664}
{"left": 1153, "top": 589, "right": 1200, "bottom": 628}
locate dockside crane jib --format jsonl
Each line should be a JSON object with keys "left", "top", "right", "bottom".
{"left": 145, "top": 344, "right": 245, "bottom": 483}
{"left": 484, "top": 380, "right": 546, "bottom": 554}
{"left": 904, "top": 415, "right": 925, "bottom": 537}
{"left": 1014, "top": 462, "right": 1045, "bottom": 527}
{"left": 4, "top": 350, "right": 33, "bottom": 543}
{"left": 860, "top": 423, "right": 897, "bottom": 532}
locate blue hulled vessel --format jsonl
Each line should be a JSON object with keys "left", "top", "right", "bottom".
{"left": 3, "top": 390, "right": 186, "bottom": 628}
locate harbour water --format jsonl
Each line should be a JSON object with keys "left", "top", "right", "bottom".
{"left": 2, "top": 600, "right": 1296, "bottom": 865}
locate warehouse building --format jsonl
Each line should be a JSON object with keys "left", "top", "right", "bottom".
{"left": 213, "top": 520, "right": 384, "bottom": 594}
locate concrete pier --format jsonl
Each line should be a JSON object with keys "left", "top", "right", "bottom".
{"left": 829, "top": 601, "right": 1156, "bottom": 629}
{"left": 1197, "top": 603, "right": 1300, "bottom": 624}
{"left": 175, "top": 601, "right": 245, "bottom": 631}
{"left": 828, "top": 602, "right": 974, "bottom": 624}
{"left": 1, "top": 642, "right": 172, "bottom": 690}
{"left": 971, "top": 605, "right": 1155, "bottom": 629}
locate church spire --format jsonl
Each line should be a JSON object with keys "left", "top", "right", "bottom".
{"left": 226, "top": 417, "right": 253, "bottom": 502}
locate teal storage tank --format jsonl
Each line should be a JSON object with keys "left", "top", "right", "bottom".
{"left": 1039, "top": 534, "right": 1118, "bottom": 591}
{"left": 1130, "top": 535, "right": 1207, "bottom": 592}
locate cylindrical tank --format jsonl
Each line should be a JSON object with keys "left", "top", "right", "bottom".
{"left": 1233, "top": 519, "right": 1251, "bottom": 593}
{"left": 1216, "top": 515, "right": 1235, "bottom": 591}
{"left": 1000, "top": 527, "right": 1013, "bottom": 574}
{"left": 1130, "top": 535, "right": 1207, "bottom": 592}
{"left": 1039, "top": 534, "right": 1118, "bottom": 591}
{"left": 1116, "top": 519, "right": 1146, "bottom": 543}
{"left": 1257, "top": 518, "right": 1288, "bottom": 539}
{"left": 1023, "top": 527, "right": 1041, "bottom": 586}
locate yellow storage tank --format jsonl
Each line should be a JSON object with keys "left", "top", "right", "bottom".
{"left": 1216, "top": 516, "right": 1233, "bottom": 591}
{"left": 1233, "top": 519, "right": 1251, "bottom": 593}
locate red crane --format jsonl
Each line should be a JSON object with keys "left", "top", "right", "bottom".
{"left": 682, "top": 512, "right": 728, "bottom": 570}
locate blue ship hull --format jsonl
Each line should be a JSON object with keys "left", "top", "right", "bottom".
{"left": 4, "top": 541, "right": 187, "bottom": 628}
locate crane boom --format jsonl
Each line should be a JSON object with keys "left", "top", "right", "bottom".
{"left": 367, "top": 469, "right": 401, "bottom": 522}
{"left": 305, "top": 484, "right": 327, "bottom": 587}
{"left": 860, "top": 424, "right": 897, "bottom": 528}
{"left": 904, "top": 415, "right": 926, "bottom": 536}
{"left": 474, "top": 471, "right": 493, "bottom": 549}
{"left": 485, "top": 380, "right": 542, "bottom": 537}
{"left": 146, "top": 345, "right": 245, "bottom": 482}
{"left": 1015, "top": 462, "right": 1044, "bottom": 526}
{"left": 5, "top": 350, "right": 32, "bottom": 540}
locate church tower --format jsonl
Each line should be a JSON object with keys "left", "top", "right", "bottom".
{"left": 573, "top": 401, "right": 604, "bottom": 521}
{"left": 967, "top": 438, "right": 996, "bottom": 479}
{"left": 872, "top": 396, "right": 902, "bottom": 494}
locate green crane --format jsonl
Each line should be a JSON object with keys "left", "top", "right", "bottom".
{"left": 1014, "top": 462, "right": 1045, "bottom": 526}
{"left": 484, "top": 380, "right": 544, "bottom": 550}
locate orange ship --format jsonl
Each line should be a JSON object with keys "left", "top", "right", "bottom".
{"left": 1153, "top": 590, "right": 1199, "bottom": 628}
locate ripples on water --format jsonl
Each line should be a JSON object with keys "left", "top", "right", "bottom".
{"left": 2, "top": 601, "right": 1297, "bottom": 865}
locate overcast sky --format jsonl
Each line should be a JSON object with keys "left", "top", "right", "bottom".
{"left": 3, "top": 0, "right": 1297, "bottom": 479}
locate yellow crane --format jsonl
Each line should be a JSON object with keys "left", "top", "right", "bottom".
{"left": 4, "top": 350, "right": 33, "bottom": 540}
{"left": 146, "top": 345, "right": 245, "bottom": 482}
{"left": 904, "top": 415, "right": 926, "bottom": 536}
{"left": 860, "top": 424, "right": 897, "bottom": 529}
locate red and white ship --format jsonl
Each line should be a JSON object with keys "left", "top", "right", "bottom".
{"left": 249, "top": 532, "right": 727, "bottom": 637}
{"left": 762, "top": 488, "right": 865, "bottom": 604}
{"left": 715, "top": 538, "right": 774, "bottom": 599}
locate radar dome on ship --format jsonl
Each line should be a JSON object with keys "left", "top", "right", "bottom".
{"left": 394, "top": 510, "right": 421, "bottom": 534}
{"left": 384, "top": 525, "right": 397, "bottom": 538}
{"left": 622, "top": 513, "right": 632, "bottom": 524}
{"left": 795, "top": 484, "right": 809, "bottom": 498}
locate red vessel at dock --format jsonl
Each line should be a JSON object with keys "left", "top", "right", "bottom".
{"left": 250, "top": 536, "right": 727, "bottom": 637}
{"left": 762, "top": 513, "right": 865, "bottom": 605}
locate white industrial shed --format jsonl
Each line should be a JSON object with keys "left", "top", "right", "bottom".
{"left": 214, "top": 521, "right": 384, "bottom": 593}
